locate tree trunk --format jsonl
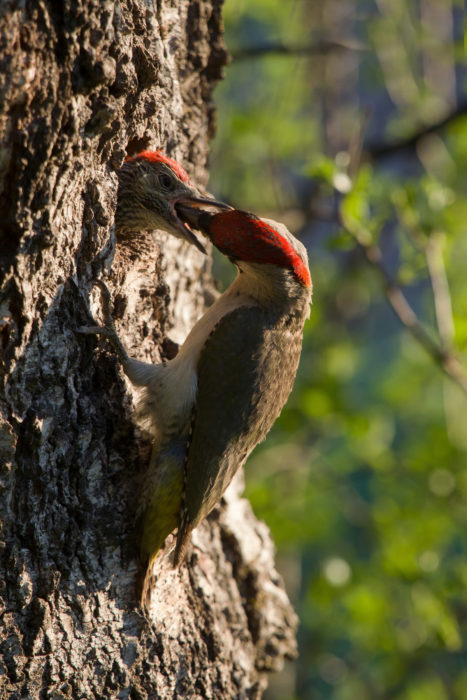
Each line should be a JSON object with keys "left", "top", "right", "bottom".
{"left": 0, "top": 1, "right": 297, "bottom": 697}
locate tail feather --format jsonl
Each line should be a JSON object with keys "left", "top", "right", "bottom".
{"left": 139, "top": 552, "right": 158, "bottom": 612}
{"left": 173, "top": 515, "right": 192, "bottom": 567}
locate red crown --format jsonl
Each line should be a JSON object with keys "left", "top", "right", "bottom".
{"left": 210, "top": 211, "right": 311, "bottom": 287}
{"left": 125, "top": 150, "right": 191, "bottom": 184}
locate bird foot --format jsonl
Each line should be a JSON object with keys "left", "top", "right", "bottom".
{"left": 77, "top": 280, "right": 130, "bottom": 364}
{"left": 77, "top": 324, "right": 114, "bottom": 338}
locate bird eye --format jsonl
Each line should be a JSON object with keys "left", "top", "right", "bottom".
{"left": 158, "top": 174, "right": 174, "bottom": 189}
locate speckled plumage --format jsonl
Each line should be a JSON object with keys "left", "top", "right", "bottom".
{"left": 116, "top": 150, "right": 228, "bottom": 252}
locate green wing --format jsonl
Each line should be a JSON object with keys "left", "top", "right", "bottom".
{"left": 174, "top": 302, "right": 305, "bottom": 562}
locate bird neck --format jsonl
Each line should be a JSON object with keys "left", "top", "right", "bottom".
{"left": 230, "top": 261, "right": 312, "bottom": 312}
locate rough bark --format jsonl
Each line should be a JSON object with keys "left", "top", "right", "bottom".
{"left": 0, "top": 1, "right": 297, "bottom": 698}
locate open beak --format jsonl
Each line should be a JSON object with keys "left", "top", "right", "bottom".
{"left": 172, "top": 196, "right": 232, "bottom": 254}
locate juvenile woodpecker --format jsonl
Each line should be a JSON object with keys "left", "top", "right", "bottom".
{"left": 115, "top": 150, "right": 228, "bottom": 252}
{"left": 80, "top": 151, "right": 312, "bottom": 609}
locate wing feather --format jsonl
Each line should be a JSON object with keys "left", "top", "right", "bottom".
{"left": 174, "top": 302, "right": 305, "bottom": 562}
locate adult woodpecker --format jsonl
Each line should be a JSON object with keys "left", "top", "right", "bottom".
{"left": 80, "top": 151, "right": 312, "bottom": 609}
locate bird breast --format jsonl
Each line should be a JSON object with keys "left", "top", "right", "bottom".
{"left": 141, "top": 279, "right": 256, "bottom": 444}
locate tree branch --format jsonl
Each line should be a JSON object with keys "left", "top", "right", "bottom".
{"left": 231, "top": 39, "right": 366, "bottom": 61}
{"left": 351, "top": 233, "right": 467, "bottom": 394}
{"left": 425, "top": 233, "right": 455, "bottom": 352}
{"left": 309, "top": 199, "right": 467, "bottom": 394}
{"left": 364, "top": 99, "right": 467, "bottom": 159}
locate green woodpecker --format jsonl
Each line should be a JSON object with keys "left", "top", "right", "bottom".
{"left": 80, "top": 151, "right": 312, "bottom": 609}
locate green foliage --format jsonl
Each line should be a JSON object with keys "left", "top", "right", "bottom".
{"left": 211, "top": 1, "right": 467, "bottom": 698}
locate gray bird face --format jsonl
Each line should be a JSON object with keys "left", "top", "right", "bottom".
{"left": 116, "top": 158, "right": 230, "bottom": 253}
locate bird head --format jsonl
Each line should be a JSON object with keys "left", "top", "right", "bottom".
{"left": 177, "top": 207, "right": 311, "bottom": 288}
{"left": 116, "top": 150, "right": 231, "bottom": 254}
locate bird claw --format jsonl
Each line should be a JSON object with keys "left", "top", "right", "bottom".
{"left": 78, "top": 281, "right": 130, "bottom": 364}
{"left": 76, "top": 324, "right": 113, "bottom": 337}
{"left": 91, "top": 279, "right": 115, "bottom": 330}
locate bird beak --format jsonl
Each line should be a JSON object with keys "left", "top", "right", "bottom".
{"left": 173, "top": 196, "right": 232, "bottom": 254}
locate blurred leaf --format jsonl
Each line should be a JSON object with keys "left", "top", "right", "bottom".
{"left": 214, "top": 2, "right": 467, "bottom": 699}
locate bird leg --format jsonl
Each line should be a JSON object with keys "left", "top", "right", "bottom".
{"left": 78, "top": 280, "right": 161, "bottom": 388}
{"left": 78, "top": 280, "right": 130, "bottom": 365}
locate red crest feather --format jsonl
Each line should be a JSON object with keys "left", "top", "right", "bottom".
{"left": 209, "top": 211, "right": 311, "bottom": 287}
{"left": 125, "top": 150, "right": 191, "bottom": 184}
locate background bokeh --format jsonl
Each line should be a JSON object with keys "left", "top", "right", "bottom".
{"left": 209, "top": 2, "right": 467, "bottom": 698}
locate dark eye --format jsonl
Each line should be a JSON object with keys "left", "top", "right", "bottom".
{"left": 158, "top": 174, "right": 173, "bottom": 189}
